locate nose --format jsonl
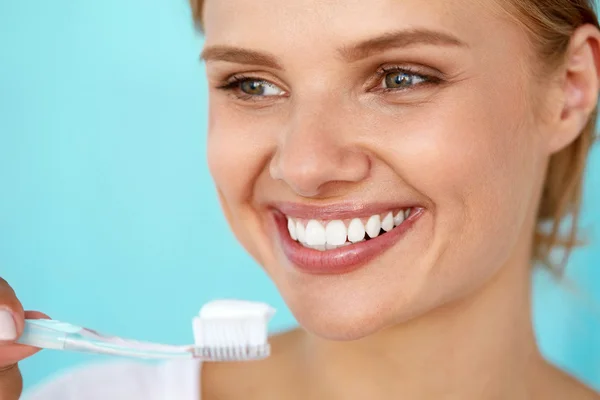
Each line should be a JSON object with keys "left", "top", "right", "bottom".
{"left": 269, "top": 108, "right": 371, "bottom": 198}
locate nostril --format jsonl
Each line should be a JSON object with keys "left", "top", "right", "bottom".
{"left": 269, "top": 157, "right": 328, "bottom": 197}
{"left": 270, "top": 149, "right": 371, "bottom": 198}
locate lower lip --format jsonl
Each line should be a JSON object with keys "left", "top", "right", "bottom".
{"left": 273, "top": 209, "right": 424, "bottom": 275}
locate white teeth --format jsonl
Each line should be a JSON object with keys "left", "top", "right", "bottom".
{"left": 347, "top": 218, "right": 366, "bottom": 243}
{"left": 365, "top": 214, "right": 381, "bottom": 239}
{"left": 381, "top": 212, "right": 394, "bottom": 232}
{"left": 305, "top": 220, "right": 326, "bottom": 246}
{"left": 296, "top": 220, "right": 306, "bottom": 243}
{"left": 393, "top": 211, "right": 405, "bottom": 227}
{"left": 287, "top": 218, "right": 297, "bottom": 240}
{"left": 288, "top": 208, "right": 414, "bottom": 248}
{"left": 325, "top": 220, "right": 347, "bottom": 246}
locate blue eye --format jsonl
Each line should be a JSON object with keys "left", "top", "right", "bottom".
{"left": 383, "top": 71, "right": 426, "bottom": 89}
{"left": 237, "top": 79, "right": 284, "bottom": 96}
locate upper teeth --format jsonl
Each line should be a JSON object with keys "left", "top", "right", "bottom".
{"left": 325, "top": 220, "right": 346, "bottom": 245}
{"left": 347, "top": 218, "right": 366, "bottom": 243}
{"left": 286, "top": 209, "right": 411, "bottom": 250}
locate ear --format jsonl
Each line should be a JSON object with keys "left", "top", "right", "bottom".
{"left": 547, "top": 24, "right": 600, "bottom": 154}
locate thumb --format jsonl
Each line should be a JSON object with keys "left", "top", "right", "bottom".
{"left": 0, "top": 310, "right": 49, "bottom": 400}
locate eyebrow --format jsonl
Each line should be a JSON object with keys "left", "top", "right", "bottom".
{"left": 201, "top": 46, "right": 283, "bottom": 69}
{"left": 340, "top": 28, "right": 468, "bottom": 62}
{"left": 200, "top": 28, "right": 467, "bottom": 68}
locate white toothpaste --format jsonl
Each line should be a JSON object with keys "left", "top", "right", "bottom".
{"left": 193, "top": 300, "right": 275, "bottom": 348}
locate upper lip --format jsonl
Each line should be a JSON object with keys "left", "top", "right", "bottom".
{"left": 272, "top": 201, "right": 419, "bottom": 220}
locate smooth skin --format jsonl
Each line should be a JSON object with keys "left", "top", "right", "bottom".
{"left": 200, "top": 0, "right": 600, "bottom": 398}
{"left": 1, "top": 0, "right": 600, "bottom": 399}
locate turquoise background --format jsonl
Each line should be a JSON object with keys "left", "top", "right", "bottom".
{"left": 1, "top": 0, "right": 599, "bottom": 392}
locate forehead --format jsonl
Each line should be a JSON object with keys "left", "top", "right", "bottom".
{"left": 202, "top": 0, "right": 517, "bottom": 52}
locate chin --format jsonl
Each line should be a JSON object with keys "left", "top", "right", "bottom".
{"left": 280, "top": 285, "right": 428, "bottom": 341}
{"left": 293, "top": 307, "right": 390, "bottom": 341}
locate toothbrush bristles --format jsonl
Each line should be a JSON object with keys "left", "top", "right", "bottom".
{"left": 192, "top": 310, "right": 273, "bottom": 361}
{"left": 192, "top": 343, "right": 271, "bottom": 361}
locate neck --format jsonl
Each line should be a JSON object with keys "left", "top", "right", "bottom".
{"left": 302, "top": 252, "right": 543, "bottom": 399}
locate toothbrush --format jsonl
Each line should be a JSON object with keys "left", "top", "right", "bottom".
{"left": 17, "top": 299, "right": 275, "bottom": 362}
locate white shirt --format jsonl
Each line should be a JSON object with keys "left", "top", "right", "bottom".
{"left": 22, "top": 360, "right": 203, "bottom": 400}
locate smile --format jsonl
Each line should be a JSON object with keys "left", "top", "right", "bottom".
{"left": 272, "top": 204, "right": 424, "bottom": 275}
{"left": 286, "top": 208, "right": 413, "bottom": 250}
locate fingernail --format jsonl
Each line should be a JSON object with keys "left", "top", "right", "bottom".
{"left": 0, "top": 309, "right": 17, "bottom": 341}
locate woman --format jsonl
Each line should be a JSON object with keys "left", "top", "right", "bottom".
{"left": 2, "top": 0, "right": 600, "bottom": 398}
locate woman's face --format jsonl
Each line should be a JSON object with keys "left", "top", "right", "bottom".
{"left": 202, "top": 0, "right": 553, "bottom": 339}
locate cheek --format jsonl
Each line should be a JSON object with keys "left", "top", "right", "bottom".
{"left": 206, "top": 105, "right": 271, "bottom": 204}
{"left": 380, "top": 81, "right": 540, "bottom": 271}
{"left": 206, "top": 104, "right": 278, "bottom": 263}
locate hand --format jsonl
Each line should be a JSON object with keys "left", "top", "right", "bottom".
{"left": 0, "top": 278, "right": 48, "bottom": 400}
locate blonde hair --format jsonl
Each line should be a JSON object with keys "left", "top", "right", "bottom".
{"left": 505, "top": 0, "right": 599, "bottom": 274}
{"left": 190, "top": 0, "right": 599, "bottom": 275}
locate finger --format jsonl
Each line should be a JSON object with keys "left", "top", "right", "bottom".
{"left": 24, "top": 311, "right": 50, "bottom": 320}
{"left": 0, "top": 280, "right": 49, "bottom": 400}
{"left": 0, "top": 278, "right": 23, "bottom": 400}
{"left": 1, "top": 311, "right": 49, "bottom": 365}
{"left": 0, "top": 278, "right": 25, "bottom": 339}
{"left": 0, "top": 364, "right": 23, "bottom": 400}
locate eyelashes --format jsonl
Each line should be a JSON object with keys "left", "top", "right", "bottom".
{"left": 217, "top": 75, "right": 286, "bottom": 101}
{"left": 376, "top": 66, "right": 441, "bottom": 91}
{"left": 215, "top": 65, "right": 442, "bottom": 102}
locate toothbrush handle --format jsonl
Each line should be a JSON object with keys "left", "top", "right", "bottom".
{"left": 18, "top": 319, "right": 193, "bottom": 359}
{"left": 18, "top": 320, "right": 69, "bottom": 350}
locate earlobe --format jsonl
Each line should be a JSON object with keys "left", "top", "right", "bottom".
{"left": 550, "top": 24, "right": 600, "bottom": 154}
